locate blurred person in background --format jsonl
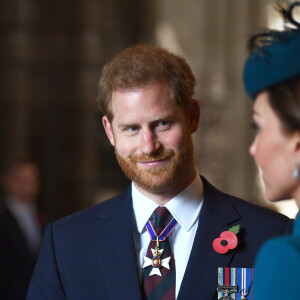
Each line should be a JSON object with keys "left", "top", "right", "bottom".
{"left": 28, "top": 45, "right": 292, "bottom": 300}
{"left": 0, "top": 159, "right": 46, "bottom": 299}
{"left": 244, "top": 2, "right": 300, "bottom": 299}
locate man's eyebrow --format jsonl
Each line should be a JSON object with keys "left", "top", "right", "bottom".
{"left": 117, "top": 115, "right": 176, "bottom": 127}
{"left": 117, "top": 122, "right": 138, "bottom": 129}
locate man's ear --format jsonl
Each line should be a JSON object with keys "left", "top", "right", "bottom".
{"left": 102, "top": 116, "right": 115, "bottom": 146}
{"left": 188, "top": 99, "right": 200, "bottom": 133}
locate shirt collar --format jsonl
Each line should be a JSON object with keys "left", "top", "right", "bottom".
{"left": 132, "top": 173, "right": 203, "bottom": 233}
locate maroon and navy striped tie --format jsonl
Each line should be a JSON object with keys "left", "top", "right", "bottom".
{"left": 142, "top": 207, "right": 176, "bottom": 300}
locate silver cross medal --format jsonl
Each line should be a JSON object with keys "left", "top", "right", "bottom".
{"left": 142, "top": 237, "right": 171, "bottom": 276}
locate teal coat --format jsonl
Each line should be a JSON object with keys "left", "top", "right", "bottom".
{"left": 254, "top": 212, "right": 300, "bottom": 299}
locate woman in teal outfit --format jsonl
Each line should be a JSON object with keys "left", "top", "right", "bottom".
{"left": 243, "top": 2, "right": 300, "bottom": 299}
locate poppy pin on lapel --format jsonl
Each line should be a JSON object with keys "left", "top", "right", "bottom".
{"left": 213, "top": 225, "right": 240, "bottom": 254}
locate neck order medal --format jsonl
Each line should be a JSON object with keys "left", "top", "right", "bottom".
{"left": 142, "top": 238, "right": 171, "bottom": 276}
{"left": 142, "top": 216, "right": 177, "bottom": 276}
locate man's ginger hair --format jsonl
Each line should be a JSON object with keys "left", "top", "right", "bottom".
{"left": 97, "top": 44, "right": 196, "bottom": 121}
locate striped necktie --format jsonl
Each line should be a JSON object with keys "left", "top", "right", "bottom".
{"left": 142, "top": 206, "right": 176, "bottom": 300}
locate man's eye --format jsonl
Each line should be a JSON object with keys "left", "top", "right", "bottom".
{"left": 128, "top": 126, "right": 138, "bottom": 132}
{"left": 158, "top": 121, "right": 169, "bottom": 126}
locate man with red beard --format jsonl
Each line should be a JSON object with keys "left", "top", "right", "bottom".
{"left": 28, "top": 45, "right": 292, "bottom": 300}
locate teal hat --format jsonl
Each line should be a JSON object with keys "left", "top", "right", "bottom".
{"left": 243, "top": 3, "right": 300, "bottom": 99}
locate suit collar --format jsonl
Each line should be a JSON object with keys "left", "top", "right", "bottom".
{"left": 96, "top": 187, "right": 132, "bottom": 220}
{"left": 178, "top": 176, "right": 241, "bottom": 300}
{"left": 95, "top": 187, "right": 142, "bottom": 299}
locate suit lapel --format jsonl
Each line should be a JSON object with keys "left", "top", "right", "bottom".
{"left": 3, "top": 207, "right": 33, "bottom": 256}
{"left": 178, "top": 177, "right": 241, "bottom": 300}
{"left": 96, "top": 188, "right": 142, "bottom": 300}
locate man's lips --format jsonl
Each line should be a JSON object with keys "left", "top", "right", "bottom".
{"left": 138, "top": 158, "right": 169, "bottom": 167}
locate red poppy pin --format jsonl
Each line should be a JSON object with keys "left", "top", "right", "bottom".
{"left": 213, "top": 225, "right": 240, "bottom": 254}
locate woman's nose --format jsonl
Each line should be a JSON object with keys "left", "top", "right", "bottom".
{"left": 249, "top": 138, "right": 257, "bottom": 157}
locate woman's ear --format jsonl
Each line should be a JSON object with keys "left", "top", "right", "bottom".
{"left": 102, "top": 116, "right": 115, "bottom": 146}
{"left": 293, "top": 131, "right": 300, "bottom": 152}
{"left": 188, "top": 99, "right": 200, "bottom": 133}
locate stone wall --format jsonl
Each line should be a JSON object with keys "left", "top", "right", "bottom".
{"left": 1, "top": 0, "right": 278, "bottom": 220}
{"left": 155, "top": 0, "right": 267, "bottom": 203}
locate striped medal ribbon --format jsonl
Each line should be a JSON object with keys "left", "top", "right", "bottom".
{"left": 146, "top": 217, "right": 178, "bottom": 242}
{"left": 142, "top": 207, "right": 177, "bottom": 299}
{"left": 217, "top": 268, "right": 254, "bottom": 300}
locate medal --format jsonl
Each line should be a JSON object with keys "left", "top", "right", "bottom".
{"left": 218, "top": 268, "right": 254, "bottom": 300}
{"left": 237, "top": 268, "right": 252, "bottom": 300}
{"left": 142, "top": 215, "right": 177, "bottom": 276}
{"left": 142, "top": 238, "right": 171, "bottom": 276}
{"left": 217, "top": 285, "right": 237, "bottom": 300}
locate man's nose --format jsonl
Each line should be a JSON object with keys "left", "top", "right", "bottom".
{"left": 140, "top": 129, "right": 161, "bottom": 155}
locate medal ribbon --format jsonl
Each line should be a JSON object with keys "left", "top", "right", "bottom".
{"left": 236, "top": 268, "right": 253, "bottom": 300}
{"left": 218, "top": 267, "right": 237, "bottom": 300}
{"left": 146, "top": 216, "right": 178, "bottom": 241}
{"left": 218, "top": 268, "right": 253, "bottom": 300}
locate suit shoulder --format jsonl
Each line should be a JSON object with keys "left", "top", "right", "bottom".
{"left": 201, "top": 175, "right": 292, "bottom": 232}
{"left": 53, "top": 187, "right": 131, "bottom": 230}
{"left": 230, "top": 194, "right": 290, "bottom": 221}
{"left": 205, "top": 176, "right": 290, "bottom": 220}
{"left": 220, "top": 190, "right": 293, "bottom": 245}
{"left": 223, "top": 190, "right": 292, "bottom": 232}
{"left": 234, "top": 199, "right": 294, "bottom": 244}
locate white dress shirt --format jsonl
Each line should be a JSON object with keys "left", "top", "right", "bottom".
{"left": 132, "top": 173, "right": 203, "bottom": 298}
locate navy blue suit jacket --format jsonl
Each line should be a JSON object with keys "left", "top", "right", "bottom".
{"left": 27, "top": 177, "right": 292, "bottom": 299}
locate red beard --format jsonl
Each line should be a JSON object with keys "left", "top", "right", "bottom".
{"left": 115, "top": 138, "right": 194, "bottom": 193}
